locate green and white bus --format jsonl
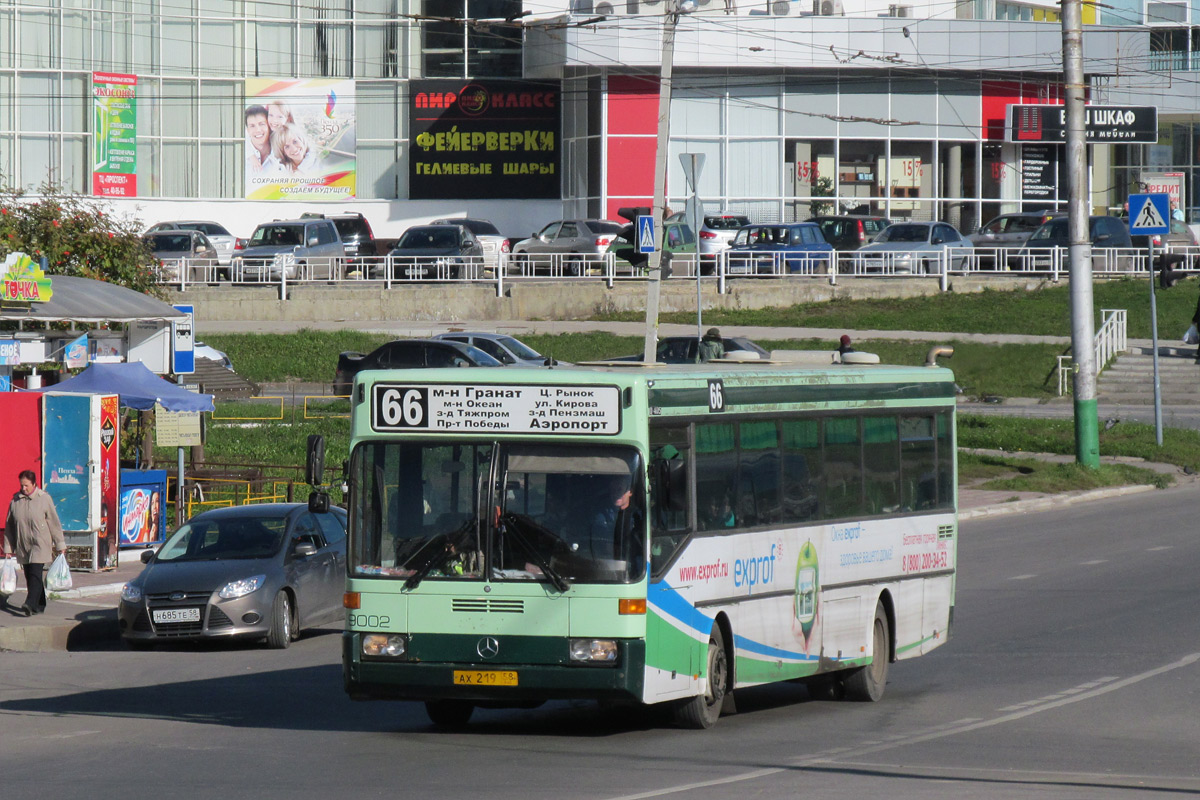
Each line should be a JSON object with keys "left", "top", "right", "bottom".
{"left": 340, "top": 358, "right": 957, "bottom": 728}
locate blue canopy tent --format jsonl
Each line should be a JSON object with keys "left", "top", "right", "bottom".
{"left": 38, "top": 362, "right": 215, "bottom": 412}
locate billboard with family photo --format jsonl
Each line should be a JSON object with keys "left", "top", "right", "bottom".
{"left": 244, "top": 78, "right": 356, "bottom": 200}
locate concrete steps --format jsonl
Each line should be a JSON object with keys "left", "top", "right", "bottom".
{"left": 1097, "top": 346, "right": 1200, "bottom": 404}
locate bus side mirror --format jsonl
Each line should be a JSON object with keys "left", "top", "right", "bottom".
{"left": 308, "top": 491, "right": 330, "bottom": 514}
{"left": 306, "top": 434, "right": 326, "bottom": 486}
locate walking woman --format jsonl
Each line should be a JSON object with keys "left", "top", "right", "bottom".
{"left": 3, "top": 470, "right": 65, "bottom": 616}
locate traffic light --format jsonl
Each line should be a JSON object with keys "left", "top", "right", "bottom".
{"left": 617, "top": 206, "right": 651, "bottom": 223}
{"left": 1159, "top": 253, "right": 1186, "bottom": 289}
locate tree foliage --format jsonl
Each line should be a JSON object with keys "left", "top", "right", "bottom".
{"left": 0, "top": 182, "right": 161, "bottom": 297}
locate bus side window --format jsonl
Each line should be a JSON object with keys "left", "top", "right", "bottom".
{"left": 649, "top": 426, "right": 690, "bottom": 576}
{"left": 781, "top": 419, "right": 820, "bottom": 523}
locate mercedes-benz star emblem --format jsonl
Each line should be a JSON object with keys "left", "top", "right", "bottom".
{"left": 477, "top": 636, "right": 499, "bottom": 659}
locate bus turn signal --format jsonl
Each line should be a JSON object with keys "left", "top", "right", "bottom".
{"left": 344, "top": 592, "right": 361, "bottom": 609}
{"left": 619, "top": 598, "right": 646, "bottom": 615}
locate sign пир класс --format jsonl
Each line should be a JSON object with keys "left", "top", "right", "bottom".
{"left": 409, "top": 80, "right": 561, "bottom": 200}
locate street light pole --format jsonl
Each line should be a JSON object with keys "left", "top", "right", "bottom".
{"left": 641, "top": 0, "right": 688, "bottom": 363}
{"left": 1063, "top": 0, "right": 1099, "bottom": 468}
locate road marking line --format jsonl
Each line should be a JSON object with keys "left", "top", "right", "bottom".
{"left": 1009, "top": 574, "right": 1037, "bottom": 580}
{"left": 1146, "top": 546, "right": 1172, "bottom": 551}
{"left": 604, "top": 654, "right": 1200, "bottom": 800}
{"left": 1080, "top": 559, "right": 1107, "bottom": 565}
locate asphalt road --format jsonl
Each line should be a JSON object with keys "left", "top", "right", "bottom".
{"left": 2, "top": 487, "right": 1198, "bottom": 800}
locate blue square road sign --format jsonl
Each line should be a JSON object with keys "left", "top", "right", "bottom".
{"left": 637, "top": 215, "right": 656, "bottom": 254}
{"left": 1129, "top": 193, "right": 1170, "bottom": 235}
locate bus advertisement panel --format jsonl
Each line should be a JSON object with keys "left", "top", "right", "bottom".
{"left": 340, "top": 363, "right": 957, "bottom": 729}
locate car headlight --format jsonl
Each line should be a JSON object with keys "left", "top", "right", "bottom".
{"left": 569, "top": 638, "right": 618, "bottom": 662}
{"left": 362, "top": 634, "right": 407, "bottom": 658}
{"left": 218, "top": 574, "right": 266, "bottom": 599}
{"left": 121, "top": 583, "right": 142, "bottom": 603}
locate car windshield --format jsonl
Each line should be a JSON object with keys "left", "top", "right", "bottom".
{"left": 496, "top": 336, "right": 541, "bottom": 360}
{"left": 1029, "top": 220, "right": 1067, "bottom": 242}
{"left": 250, "top": 225, "right": 303, "bottom": 247}
{"left": 706, "top": 216, "right": 750, "bottom": 230}
{"left": 399, "top": 228, "right": 459, "bottom": 249}
{"left": 333, "top": 217, "right": 370, "bottom": 239}
{"left": 587, "top": 222, "right": 624, "bottom": 235}
{"left": 458, "top": 219, "right": 501, "bottom": 236}
{"left": 877, "top": 225, "right": 930, "bottom": 243}
{"left": 350, "top": 442, "right": 646, "bottom": 585}
{"left": 148, "top": 234, "right": 192, "bottom": 252}
{"left": 185, "top": 223, "right": 231, "bottom": 237}
{"left": 155, "top": 514, "right": 289, "bottom": 561}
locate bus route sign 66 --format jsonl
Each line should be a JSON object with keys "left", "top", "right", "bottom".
{"left": 372, "top": 385, "right": 430, "bottom": 430}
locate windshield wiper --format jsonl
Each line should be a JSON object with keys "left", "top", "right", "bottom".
{"left": 499, "top": 513, "right": 570, "bottom": 592}
{"left": 403, "top": 517, "right": 477, "bottom": 590}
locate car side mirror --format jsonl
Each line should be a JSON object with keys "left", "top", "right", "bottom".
{"left": 307, "top": 236, "right": 320, "bottom": 247}
{"left": 140, "top": 549, "right": 155, "bottom": 564}
{"left": 294, "top": 542, "right": 318, "bottom": 558}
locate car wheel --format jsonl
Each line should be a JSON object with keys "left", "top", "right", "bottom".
{"left": 565, "top": 256, "right": 583, "bottom": 277}
{"left": 425, "top": 700, "right": 475, "bottom": 729}
{"left": 266, "top": 590, "right": 292, "bottom": 649}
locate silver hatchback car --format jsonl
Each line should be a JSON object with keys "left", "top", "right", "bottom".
{"left": 118, "top": 503, "right": 347, "bottom": 650}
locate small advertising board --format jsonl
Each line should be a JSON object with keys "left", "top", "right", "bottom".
{"left": 118, "top": 469, "right": 167, "bottom": 547}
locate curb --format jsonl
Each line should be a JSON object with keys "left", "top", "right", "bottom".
{"left": 958, "top": 483, "right": 1157, "bottom": 520}
{"left": 56, "top": 582, "right": 127, "bottom": 600}
{"left": 0, "top": 609, "right": 117, "bottom": 653}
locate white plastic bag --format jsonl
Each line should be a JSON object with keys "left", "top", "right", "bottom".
{"left": 1184, "top": 324, "right": 1199, "bottom": 346}
{"left": 0, "top": 556, "right": 16, "bottom": 595}
{"left": 46, "top": 552, "right": 72, "bottom": 592}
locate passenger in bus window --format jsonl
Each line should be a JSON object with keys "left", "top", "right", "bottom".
{"left": 590, "top": 474, "right": 639, "bottom": 560}
{"left": 701, "top": 492, "right": 736, "bottom": 530}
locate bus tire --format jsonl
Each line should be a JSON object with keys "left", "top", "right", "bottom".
{"left": 672, "top": 625, "right": 728, "bottom": 729}
{"left": 844, "top": 602, "right": 889, "bottom": 702}
{"left": 425, "top": 700, "right": 474, "bottom": 729}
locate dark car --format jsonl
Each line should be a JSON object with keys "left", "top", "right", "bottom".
{"left": 726, "top": 222, "right": 834, "bottom": 275}
{"left": 333, "top": 338, "right": 503, "bottom": 395}
{"left": 967, "top": 211, "right": 1056, "bottom": 269}
{"left": 807, "top": 215, "right": 892, "bottom": 252}
{"left": 118, "top": 503, "right": 348, "bottom": 650}
{"left": 1131, "top": 218, "right": 1198, "bottom": 252}
{"left": 612, "top": 335, "right": 770, "bottom": 363}
{"left": 302, "top": 212, "right": 377, "bottom": 260}
{"left": 1011, "top": 215, "right": 1133, "bottom": 271}
{"left": 381, "top": 224, "right": 484, "bottom": 281}
{"left": 429, "top": 217, "right": 509, "bottom": 267}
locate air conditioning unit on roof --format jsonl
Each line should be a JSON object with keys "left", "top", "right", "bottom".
{"left": 888, "top": 3, "right": 911, "bottom": 15}
{"left": 813, "top": 0, "right": 844, "bottom": 15}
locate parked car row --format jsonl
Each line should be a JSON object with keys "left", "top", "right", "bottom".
{"left": 146, "top": 208, "right": 1189, "bottom": 283}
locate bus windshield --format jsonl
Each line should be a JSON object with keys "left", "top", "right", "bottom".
{"left": 351, "top": 441, "right": 646, "bottom": 584}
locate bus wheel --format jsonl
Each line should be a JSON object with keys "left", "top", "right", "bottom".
{"left": 844, "top": 603, "right": 889, "bottom": 702}
{"left": 425, "top": 700, "right": 475, "bottom": 729}
{"left": 672, "top": 625, "right": 728, "bottom": 729}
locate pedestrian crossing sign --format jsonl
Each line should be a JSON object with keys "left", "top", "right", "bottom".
{"left": 1129, "top": 193, "right": 1170, "bottom": 235}
{"left": 637, "top": 215, "right": 656, "bottom": 254}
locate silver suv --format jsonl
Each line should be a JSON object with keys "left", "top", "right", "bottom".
{"left": 233, "top": 218, "right": 344, "bottom": 280}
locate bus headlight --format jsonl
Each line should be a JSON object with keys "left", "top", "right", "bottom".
{"left": 362, "top": 634, "right": 407, "bottom": 658}
{"left": 569, "top": 639, "right": 618, "bottom": 662}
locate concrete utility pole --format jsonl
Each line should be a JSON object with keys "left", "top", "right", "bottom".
{"left": 1063, "top": 0, "right": 1100, "bottom": 468}
{"left": 641, "top": 0, "right": 689, "bottom": 363}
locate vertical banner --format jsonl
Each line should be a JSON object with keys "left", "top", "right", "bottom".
{"left": 42, "top": 393, "right": 93, "bottom": 531}
{"left": 92, "top": 72, "right": 138, "bottom": 198}
{"left": 98, "top": 395, "right": 119, "bottom": 568}
{"left": 409, "top": 80, "right": 561, "bottom": 200}
{"left": 244, "top": 78, "right": 356, "bottom": 200}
